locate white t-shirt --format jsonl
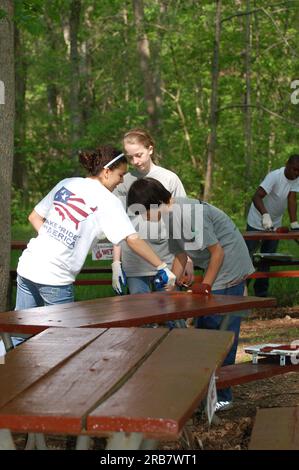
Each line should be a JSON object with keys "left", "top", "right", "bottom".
{"left": 247, "top": 167, "right": 299, "bottom": 229}
{"left": 114, "top": 165, "right": 186, "bottom": 276}
{"left": 17, "top": 177, "right": 136, "bottom": 285}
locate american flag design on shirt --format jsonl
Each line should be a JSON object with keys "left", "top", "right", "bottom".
{"left": 53, "top": 186, "right": 97, "bottom": 230}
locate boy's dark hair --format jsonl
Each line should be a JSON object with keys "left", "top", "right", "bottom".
{"left": 127, "top": 177, "right": 171, "bottom": 211}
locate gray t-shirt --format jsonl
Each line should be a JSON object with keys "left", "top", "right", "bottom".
{"left": 168, "top": 198, "right": 255, "bottom": 290}
{"left": 114, "top": 165, "right": 186, "bottom": 276}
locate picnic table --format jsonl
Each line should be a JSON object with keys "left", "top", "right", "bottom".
{"left": 243, "top": 231, "right": 299, "bottom": 241}
{"left": 0, "top": 292, "right": 276, "bottom": 351}
{"left": 0, "top": 326, "right": 234, "bottom": 450}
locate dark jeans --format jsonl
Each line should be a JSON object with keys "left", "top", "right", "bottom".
{"left": 195, "top": 282, "right": 245, "bottom": 402}
{"left": 245, "top": 224, "right": 279, "bottom": 297}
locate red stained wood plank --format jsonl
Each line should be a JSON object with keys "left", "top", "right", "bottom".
{"left": 243, "top": 231, "right": 299, "bottom": 240}
{"left": 249, "top": 407, "right": 299, "bottom": 450}
{"left": 216, "top": 359, "right": 299, "bottom": 389}
{"left": 249, "top": 270, "right": 299, "bottom": 278}
{"left": 0, "top": 328, "right": 167, "bottom": 434}
{"left": 87, "top": 329, "right": 234, "bottom": 439}
{"left": 0, "top": 292, "right": 276, "bottom": 334}
{"left": 0, "top": 328, "right": 105, "bottom": 409}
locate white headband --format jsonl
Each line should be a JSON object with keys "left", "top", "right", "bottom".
{"left": 103, "top": 153, "right": 125, "bottom": 169}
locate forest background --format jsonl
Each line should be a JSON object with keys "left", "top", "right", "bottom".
{"left": 1, "top": 0, "right": 299, "bottom": 309}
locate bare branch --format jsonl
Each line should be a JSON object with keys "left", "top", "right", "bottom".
{"left": 221, "top": 0, "right": 299, "bottom": 24}
{"left": 217, "top": 103, "right": 299, "bottom": 127}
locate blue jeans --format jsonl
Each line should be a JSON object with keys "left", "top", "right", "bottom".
{"left": 127, "top": 276, "right": 153, "bottom": 295}
{"left": 127, "top": 276, "right": 186, "bottom": 329}
{"left": 245, "top": 224, "right": 279, "bottom": 297}
{"left": 195, "top": 282, "right": 245, "bottom": 402}
{"left": 16, "top": 275, "right": 74, "bottom": 309}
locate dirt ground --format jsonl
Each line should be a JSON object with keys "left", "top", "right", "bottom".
{"left": 12, "top": 307, "right": 299, "bottom": 450}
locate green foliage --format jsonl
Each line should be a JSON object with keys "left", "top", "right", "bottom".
{"left": 10, "top": 0, "right": 299, "bottom": 305}
{"left": 0, "top": 8, "right": 7, "bottom": 19}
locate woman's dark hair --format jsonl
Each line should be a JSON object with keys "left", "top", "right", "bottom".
{"left": 79, "top": 145, "right": 127, "bottom": 176}
{"left": 127, "top": 177, "right": 171, "bottom": 211}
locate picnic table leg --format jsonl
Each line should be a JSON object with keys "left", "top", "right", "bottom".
{"left": 25, "top": 433, "right": 47, "bottom": 450}
{"left": 106, "top": 432, "right": 144, "bottom": 450}
{"left": 76, "top": 435, "right": 91, "bottom": 450}
{"left": 0, "top": 429, "right": 16, "bottom": 450}
{"left": 219, "top": 314, "right": 231, "bottom": 331}
{"left": 140, "top": 439, "right": 158, "bottom": 450}
{"left": 1, "top": 333, "right": 14, "bottom": 352}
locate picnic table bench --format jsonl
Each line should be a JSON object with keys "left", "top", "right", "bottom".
{"left": 243, "top": 230, "right": 299, "bottom": 280}
{"left": 249, "top": 406, "right": 299, "bottom": 450}
{"left": 216, "top": 356, "right": 299, "bottom": 389}
{"left": 0, "top": 326, "right": 233, "bottom": 450}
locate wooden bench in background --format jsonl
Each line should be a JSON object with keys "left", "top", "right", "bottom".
{"left": 216, "top": 357, "right": 299, "bottom": 390}
{"left": 249, "top": 406, "right": 299, "bottom": 450}
{"left": 0, "top": 327, "right": 233, "bottom": 450}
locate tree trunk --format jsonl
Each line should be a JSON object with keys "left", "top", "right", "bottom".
{"left": 244, "top": 0, "right": 252, "bottom": 216}
{"left": 203, "top": 0, "right": 221, "bottom": 202}
{"left": 132, "top": 0, "right": 159, "bottom": 134}
{"left": 0, "top": 0, "right": 14, "bottom": 311}
{"left": 152, "top": 0, "right": 166, "bottom": 138}
{"left": 122, "top": 5, "right": 130, "bottom": 119}
{"left": 69, "top": 0, "right": 81, "bottom": 160}
{"left": 80, "top": 5, "right": 94, "bottom": 128}
{"left": 13, "top": 23, "right": 28, "bottom": 205}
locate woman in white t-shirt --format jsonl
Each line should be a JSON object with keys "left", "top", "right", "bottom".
{"left": 112, "top": 128, "right": 193, "bottom": 296}
{"left": 16, "top": 146, "right": 176, "bottom": 309}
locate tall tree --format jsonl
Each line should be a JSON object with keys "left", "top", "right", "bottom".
{"left": 243, "top": 0, "right": 252, "bottom": 214}
{"left": 0, "top": 0, "right": 14, "bottom": 311}
{"left": 13, "top": 23, "right": 28, "bottom": 204}
{"left": 69, "top": 0, "right": 81, "bottom": 159}
{"left": 132, "top": 0, "right": 159, "bottom": 134}
{"left": 203, "top": 0, "right": 221, "bottom": 201}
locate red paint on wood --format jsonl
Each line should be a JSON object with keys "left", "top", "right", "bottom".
{"left": 87, "top": 329, "right": 234, "bottom": 438}
{"left": 0, "top": 292, "right": 276, "bottom": 334}
{"left": 216, "top": 359, "right": 299, "bottom": 389}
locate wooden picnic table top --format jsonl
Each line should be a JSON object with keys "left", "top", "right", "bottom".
{"left": 0, "top": 327, "right": 234, "bottom": 440}
{"left": 0, "top": 292, "right": 276, "bottom": 334}
{"left": 243, "top": 230, "right": 299, "bottom": 240}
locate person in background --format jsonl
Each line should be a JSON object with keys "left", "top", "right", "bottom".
{"left": 112, "top": 128, "right": 193, "bottom": 299}
{"left": 15, "top": 146, "right": 176, "bottom": 310}
{"left": 127, "top": 177, "right": 255, "bottom": 411}
{"left": 246, "top": 154, "right": 299, "bottom": 297}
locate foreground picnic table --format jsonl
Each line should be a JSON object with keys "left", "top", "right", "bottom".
{"left": 0, "top": 326, "right": 234, "bottom": 450}
{"left": 0, "top": 292, "right": 276, "bottom": 351}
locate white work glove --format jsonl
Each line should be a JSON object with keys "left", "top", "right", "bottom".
{"left": 154, "top": 263, "right": 176, "bottom": 290}
{"left": 261, "top": 213, "right": 273, "bottom": 230}
{"left": 290, "top": 221, "right": 299, "bottom": 230}
{"left": 111, "top": 261, "right": 127, "bottom": 295}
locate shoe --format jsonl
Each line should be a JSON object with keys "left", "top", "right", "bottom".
{"left": 215, "top": 400, "right": 233, "bottom": 412}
